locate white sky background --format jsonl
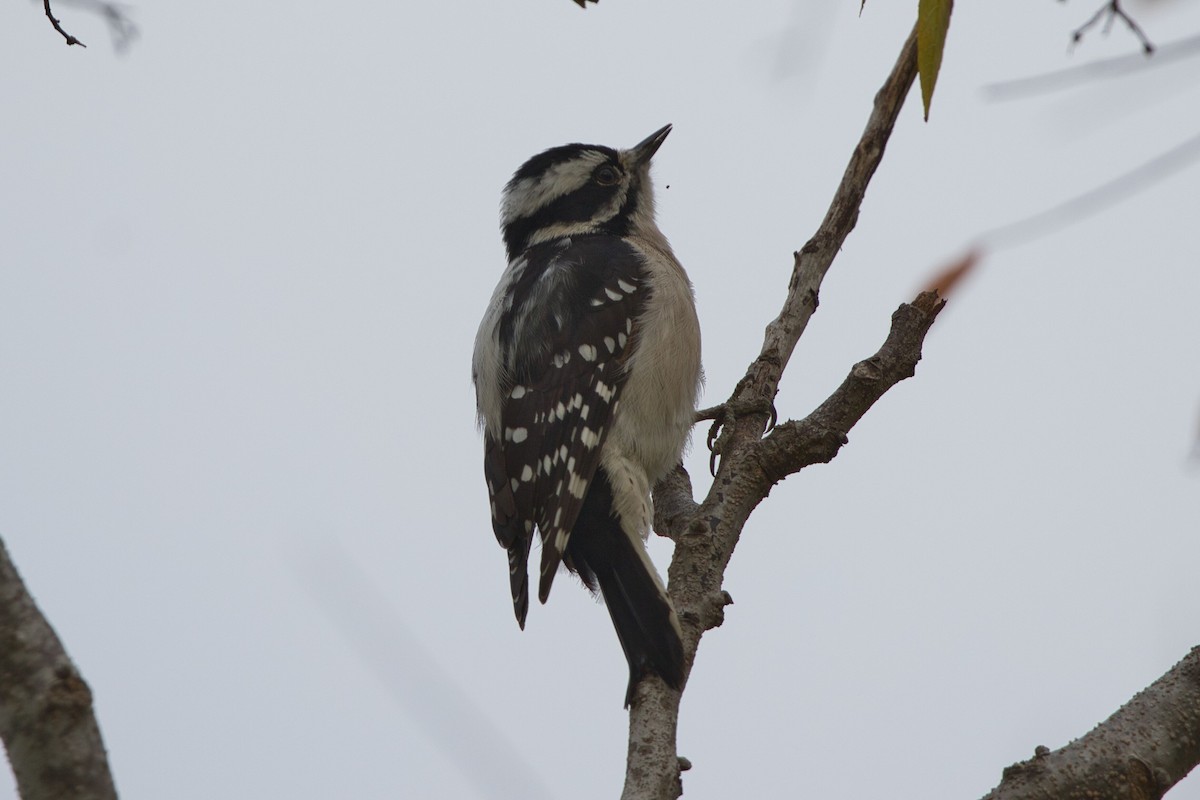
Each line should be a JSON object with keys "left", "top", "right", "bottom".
{"left": 2, "top": 0, "right": 1199, "bottom": 798}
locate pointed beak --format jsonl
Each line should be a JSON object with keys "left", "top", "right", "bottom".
{"left": 629, "top": 124, "right": 672, "bottom": 167}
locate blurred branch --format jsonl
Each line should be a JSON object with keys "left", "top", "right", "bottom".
{"left": 975, "top": 129, "right": 1200, "bottom": 251}
{"left": 629, "top": 22, "right": 927, "bottom": 800}
{"left": 981, "top": 647, "right": 1200, "bottom": 800}
{"left": 0, "top": 536, "right": 117, "bottom": 800}
{"left": 984, "top": 32, "right": 1200, "bottom": 101}
{"left": 294, "top": 544, "right": 553, "bottom": 800}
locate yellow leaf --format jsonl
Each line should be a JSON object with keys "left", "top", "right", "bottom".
{"left": 917, "top": 0, "right": 953, "bottom": 120}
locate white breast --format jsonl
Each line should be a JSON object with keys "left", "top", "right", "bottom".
{"left": 605, "top": 236, "right": 703, "bottom": 483}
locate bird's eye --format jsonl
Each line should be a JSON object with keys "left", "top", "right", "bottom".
{"left": 594, "top": 165, "right": 621, "bottom": 186}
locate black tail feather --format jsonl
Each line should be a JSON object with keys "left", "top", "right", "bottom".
{"left": 564, "top": 469, "right": 685, "bottom": 706}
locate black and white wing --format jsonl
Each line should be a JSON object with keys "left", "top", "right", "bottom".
{"left": 483, "top": 236, "right": 649, "bottom": 626}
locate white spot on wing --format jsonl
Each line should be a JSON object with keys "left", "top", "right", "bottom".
{"left": 581, "top": 427, "right": 599, "bottom": 449}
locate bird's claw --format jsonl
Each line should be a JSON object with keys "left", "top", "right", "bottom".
{"left": 699, "top": 397, "right": 779, "bottom": 476}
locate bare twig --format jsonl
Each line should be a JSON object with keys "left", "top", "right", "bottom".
{"left": 1069, "top": 0, "right": 1155, "bottom": 54}
{"left": 43, "top": 0, "right": 86, "bottom": 47}
{"left": 39, "top": 0, "right": 139, "bottom": 52}
{"left": 0, "top": 536, "right": 117, "bottom": 800}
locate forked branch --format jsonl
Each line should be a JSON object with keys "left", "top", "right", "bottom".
{"left": 626, "top": 22, "right": 926, "bottom": 800}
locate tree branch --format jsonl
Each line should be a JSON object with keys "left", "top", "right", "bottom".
{"left": 622, "top": 22, "right": 926, "bottom": 800}
{"left": 626, "top": 292, "right": 942, "bottom": 800}
{"left": 982, "top": 32, "right": 1200, "bottom": 101}
{"left": 734, "top": 22, "right": 920, "bottom": 425}
{"left": 757, "top": 291, "right": 945, "bottom": 484}
{"left": 0, "top": 536, "right": 117, "bottom": 800}
{"left": 982, "top": 647, "right": 1200, "bottom": 800}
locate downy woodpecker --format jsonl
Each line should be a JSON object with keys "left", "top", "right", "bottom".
{"left": 472, "top": 125, "right": 702, "bottom": 705}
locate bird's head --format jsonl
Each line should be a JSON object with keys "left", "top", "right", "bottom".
{"left": 500, "top": 124, "right": 672, "bottom": 260}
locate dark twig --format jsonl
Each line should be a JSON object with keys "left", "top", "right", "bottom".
{"left": 54, "top": 0, "right": 139, "bottom": 52}
{"left": 43, "top": 0, "right": 86, "bottom": 47}
{"left": 1069, "top": 0, "right": 1155, "bottom": 54}
{"left": 39, "top": 0, "right": 139, "bottom": 52}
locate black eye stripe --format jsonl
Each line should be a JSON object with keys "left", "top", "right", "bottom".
{"left": 502, "top": 181, "right": 622, "bottom": 258}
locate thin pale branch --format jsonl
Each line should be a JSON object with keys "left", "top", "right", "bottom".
{"left": 735, "top": 23, "right": 920, "bottom": 421}
{"left": 0, "top": 536, "right": 117, "bottom": 800}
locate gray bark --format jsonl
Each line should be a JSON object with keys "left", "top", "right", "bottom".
{"left": 0, "top": 537, "right": 118, "bottom": 800}
{"left": 982, "top": 647, "right": 1200, "bottom": 800}
{"left": 621, "top": 23, "right": 929, "bottom": 800}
